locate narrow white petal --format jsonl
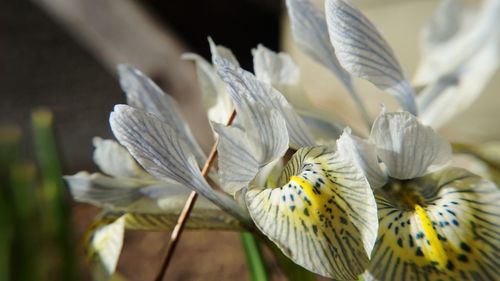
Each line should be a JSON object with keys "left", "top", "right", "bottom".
{"left": 420, "top": 0, "right": 465, "bottom": 55}
{"left": 370, "top": 111, "right": 452, "bottom": 179}
{"left": 213, "top": 124, "right": 259, "bottom": 195}
{"left": 92, "top": 137, "right": 149, "bottom": 179}
{"left": 247, "top": 147, "right": 378, "bottom": 279}
{"left": 337, "top": 128, "right": 387, "bottom": 188}
{"left": 215, "top": 58, "right": 315, "bottom": 148}
{"left": 208, "top": 37, "right": 240, "bottom": 66}
{"left": 64, "top": 171, "right": 214, "bottom": 214}
{"left": 418, "top": 38, "right": 499, "bottom": 129}
{"left": 215, "top": 99, "right": 289, "bottom": 194}
{"left": 286, "top": 0, "right": 353, "bottom": 90}
{"left": 413, "top": 0, "right": 500, "bottom": 86}
{"left": 109, "top": 105, "right": 250, "bottom": 223}
{"left": 117, "top": 64, "right": 206, "bottom": 166}
{"left": 325, "top": 0, "right": 417, "bottom": 115}
{"left": 182, "top": 53, "right": 232, "bottom": 124}
{"left": 86, "top": 213, "right": 125, "bottom": 281}
{"left": 252, "top": 44, "right": 300, "bottom": 87}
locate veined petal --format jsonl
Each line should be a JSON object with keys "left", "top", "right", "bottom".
{"left": 117, "top": 64, "right": 206, "bottom": 166}
{"left": 246, "top": 147, "right": 378, "bottom": 279}
{"left": 325, "top": 0, "right": 417, "bottom": 115}
{"left": 215, "top": 58, "right": 315, "bottom": 148}
{"left": 92, "top": 137, "right": 149, "bottom": 179}
{"left": 370, "top": 111, "right": 451, "bottom": 179}
{"left": 208, "top": 37, "right": 240, "bottom": 66}
{"left": 109, "top": 105, "right": 250, "bottom": 224}
{"left": 182, "top": 53, "right": 233, "bottom": 124}
{"left": 413, "top": 0, "right": 500, "bottom": 86}
{"left": 337, "top": 128, "right": 387, "bottom": 189}
{"left": 64, "top": 171, "right": 219, "bottom": 214}
{"left": 252, "top": 44, "right": 300, "bottom": 87}
{"left": 85, "top": 213, "right": 125, "bottom": 281}
{"left": 369, "top": 168, "right": 500, "bottom": 280}
{"left": 285, "top": 0, "right": 353, "bottom": 90}
{"left": 214, "top": 100, "right": 288, "bottom": 195}
{"left": 417, "top": 38, "right": 500, "bottom": 129}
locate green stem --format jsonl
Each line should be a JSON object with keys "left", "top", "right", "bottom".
{"left": 32, "top": 109, "right": 76, "bottom": 281}
{"left": 240, "top": 232, "right": 269, "bottom": 281}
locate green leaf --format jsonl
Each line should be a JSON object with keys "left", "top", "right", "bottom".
{"left": 32, "top": 109, "right": 77, "bottom": 280}
{"left": 240, "top": 232, "right": 269, "bottom": 281}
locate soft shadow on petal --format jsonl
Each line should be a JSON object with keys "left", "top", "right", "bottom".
{"left": 215, "top": 98, "right": 288, "bottom": 195}
{"left": 369, "top": 168, "right": 500, "bottom": 280}
{"left": 370, "top": 111, "right": 451, "bottom": 179}
{"left": 85, "top": 213, "right": 125, "bottom": 281}
{"left": 285, "top": 0, "right": 353, "bottom": 91}
{"left": 109, "top": 105, "right": 250, "bottom": 224}
{"left": 92, "top": 137, "right": 150, "bottom": 179}
{"left": 215, "top": 58, "right": 315, "bottom": 148}
{"left": 246, "top": 147, "right": 378, "bottom": 279}
{"left": 117, "top": 64, "right": 206, "bottom": 166}
{"left": 182, "top": 53, "right": 233, "bottom": 124}
{"left": 325, "top": 0, "right": 417, "bottom": 115}
{"left": 337, "top": 128, "right": 387, "bottom": 189}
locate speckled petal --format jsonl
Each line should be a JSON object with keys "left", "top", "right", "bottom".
{"left": 246, "top": 147, "right": 378, "bottom": 279}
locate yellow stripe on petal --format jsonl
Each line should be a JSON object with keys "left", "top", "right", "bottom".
{"left": 246, "top": 147, "right": 378, "bottom": 280}
{"left": 368, "top": 168, "right": 500, "bottom": 280}
{"left": 414, "top": 204, "right": 447, "bottom": 270}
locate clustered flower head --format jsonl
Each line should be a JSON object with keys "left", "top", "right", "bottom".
{"left": 66, "top": 0, "right": 500, "bottom": 280}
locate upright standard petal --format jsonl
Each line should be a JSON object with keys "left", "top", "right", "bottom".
{"left": 117, "top": 64, "right": 206, "bottom": 166}
{"left": 92, "top": 137, "right": 150, "bottom": 179}
{"left": 325, "top": 0, "right": 417, "bottom": 115}
{"left": 246, "top": 147, "right": 378, "bottom": 279}
{"left": 109, "top": 105, "right": 250, "bottom": 224}
{"left": 182, "top": 53, "right": 233, "bottom": 124}
{"left": 215, "top": 99, "right": 288, "bottom": 195}
{"left": 252, "top": 44, "right": 300, "bottom": 88}
{"left": 369, "top": 168, "right": 500, "bottom": 280}
{"left": 215, "top": 58, "right": 315, "bottom": 148}
{"left": 286, "top": 0, "right": 353, "bottom": 90}
{"left": 370, "top": 111, "right": 452, "bottom": 179}
{"left": 208, "top": 37, "right": 240, "bottom": 66}
{"left": 336, "top": 128, "right": 387, "bottom": 189}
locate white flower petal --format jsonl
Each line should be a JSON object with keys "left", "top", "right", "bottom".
{"left": 92, "top": 137, "right": 149, "bottom": 178}
{"left": 109, "top": 105, "right": 250, "bottom": 224}
{"left": 369, "top": 168, "right": 500, "bottom": 280}
{"left": 285, "top": 0, "right": 353, "bottom": 90}
{"left": 417, "top": 38, "right": 499, "bottom": 129}
{"left": 370, "top": 111, "right": 452, "bottom": 179}
{"left": 208, "top": 37, "right": 240, "bottom": 66}
{"left": 117, "top": 64, "right": 206, "bottom": 166}
{"left": 325, "top": 0, "right": 417, "bottom": 115}
{"left": 246, "top": 147, "right": 378, "bottom": 279}
{"left": 413, "top": 0, "right": 500, "bottom": 86}
{"left": 215, "top": 58, "right": 315, "bottom": 148}
{"left": 215, "top": 99, "right": 288, "bottom": 195}
{"left": 252, "top": 44, "right": 300, "bottom": 87}
{"left": 337, "top": 128, "right": 387, "bottom": 188}
{"left": 182, "top": 53, "right": 232, "bottom": 124}
{"left": 86, "top": 213, "right": 125, "bottom": 281}
{"left": 420, "top": 0, "right": 465, "bottom": 56}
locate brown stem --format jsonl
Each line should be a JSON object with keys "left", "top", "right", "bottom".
{"left": 154, "top": 109, "right": 237, "bottom": 281}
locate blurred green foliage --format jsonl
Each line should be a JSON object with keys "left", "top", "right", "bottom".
{"left": 0, "top": 109, "right": 76, "bottom": 281}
